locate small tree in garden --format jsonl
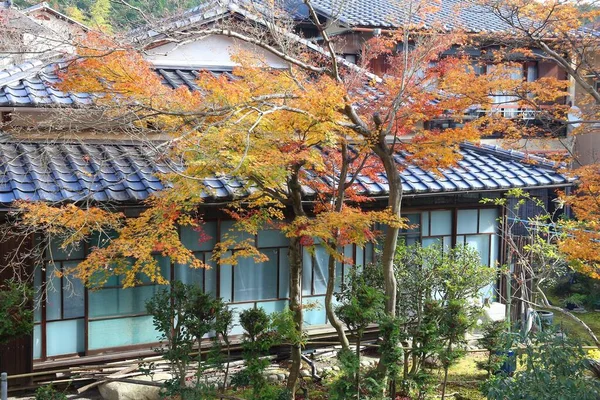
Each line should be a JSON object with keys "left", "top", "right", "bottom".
{"left": 332, "top": 265, "right": 386, "bottom": 400}
{"left": 476, "top": 321, "right": 512, "bottom": 379}
{"left": 439, "top": 300, "right": 472, "bottom": 400}
{"left": 378, "top": 315, "right": 405, "bottom": 399}
{"left": 146, "top": 281, "right": 232, "bottom": 398}
{"left": 0, "top": 279, "right": 33, "bottom": 344}
{"left": 234, "top": 307, "right": 287, "bottom": 400}
{"left": 146, "top": 282, "right": 196, "bottom": 394}
{"left": 211, "top": 303, "right": 234, "bottom": 393}
{"left": 484, "top": 329, "right": 600, "bottom": 400}
{"left": 392, "top": 242, "right": 496, "bottom": 398}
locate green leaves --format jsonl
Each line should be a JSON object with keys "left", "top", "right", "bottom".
{"left": 145, "top": 282, "right": 233, "bottom": 395}
{"left": 0, "top": 279, "right": 33, "bottom": 345}
{"left": 484, "top": 330, "right": 600, "bottom": 400}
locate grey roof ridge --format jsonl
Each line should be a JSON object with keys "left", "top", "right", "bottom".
{"left": 152, "top": 64, "right": 234, "bottom": 71}
{"left": 128, "top": 0, "right": 232, "bottom": 41}
{"left": 1, "top": 134, "right": 568, "bottom": 173}
{"left": 461, "top": 142, "right": 571, "bottom": 174}
{"left": 0, "top": 134, "right": 167, "bottom": 147}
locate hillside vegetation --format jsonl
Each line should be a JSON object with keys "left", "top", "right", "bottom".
{"left": 13, "top": 0, "right": 200, "bottom": 31}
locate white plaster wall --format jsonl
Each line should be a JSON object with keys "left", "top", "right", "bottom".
{"left": 144, "top": 35, "right": 289, "bottom": 68}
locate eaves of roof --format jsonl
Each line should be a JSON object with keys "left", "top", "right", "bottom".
{"left": 0, "top": 137, "right": 575, "bottom": 206}
{"left": 0, "top": 61, "right": 93, "bottom": 108}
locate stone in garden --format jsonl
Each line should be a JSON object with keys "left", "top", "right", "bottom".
{"left": 98, "top": 373, "right": 172, "bottom": 400}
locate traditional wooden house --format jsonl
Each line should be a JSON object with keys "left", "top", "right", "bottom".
{"left": 0, "top": 0, "right": 574, "bottom": 382}
{"left": 292, "top": 0, "right": 572, "bottom": 155}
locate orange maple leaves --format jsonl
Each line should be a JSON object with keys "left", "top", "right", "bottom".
{"left": 559, "top": 165, "right": 600, "bottom": 280}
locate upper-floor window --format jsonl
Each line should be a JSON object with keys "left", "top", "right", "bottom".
{"left": 343, "top": 53, "right": 358, "bottom": 64}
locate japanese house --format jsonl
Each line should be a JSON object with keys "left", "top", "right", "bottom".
{"left": 0, "top": 0, "right": 575, "bottom": 380}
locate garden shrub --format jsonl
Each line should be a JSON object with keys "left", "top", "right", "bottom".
{"left": 233, "top": 307, "right": 288, "bottom": 400}
{"left": 34, "top": 384, "right": 67, "bottom": 400}
{"left": 476, "top": 321, "right": 513, "bottom": 378}
{"left": 0, "top": 279, "right": 33, "bottom": 344}
{"left": 331, "top": 264, "right": 385, "bottom": 400}
{"left": 484, "top": 329, "right": 600, "bottom": 400}
{"left": 146, "top": 281, "right": 232, "bottom": 399}
{"left": 392, "top": 242, "right": 496, "bottom": 399}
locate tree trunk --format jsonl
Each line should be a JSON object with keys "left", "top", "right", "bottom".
{"left": 287, "top": 168, "right": 306, "bottom": 399}
{"left": 373, "top": 146, "right": 402, "bottom": 381}
{"left": 372, "top": 147, "right": 402, "bottom": 317}
{"left": 325, "top": 252, "right": 350, "bottom": 350}
{"left": 356, "top": 334, "right": 362, "bottom": 400}
{"left": 287, "top": 235, "right": 303, "bottom": 398}
{"left": 441, "top": 339, "right": 452, "bottom": 400}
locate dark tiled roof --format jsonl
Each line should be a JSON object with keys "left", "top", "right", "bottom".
{"left": 310, "top": 0, "right": 512, "bottom": 32}
{"left": 0, "top": 139, "right": 573, "bottom": 205}
{"left": 156, "top": 68, "right": 238, "bottom": 90}
{"left": 0, "top": 64, "right": 237, "bottom": 107}
{"left": 0, "top": 61, "right": 93, "bottom": 107}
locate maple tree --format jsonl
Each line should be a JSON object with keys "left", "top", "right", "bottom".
{"left": 4, "top": 0, "right": 573, "bottom": 396}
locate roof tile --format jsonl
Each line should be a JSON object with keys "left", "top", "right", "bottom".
{"left": 0, "top": 140, "right": 574, "bottom": 205}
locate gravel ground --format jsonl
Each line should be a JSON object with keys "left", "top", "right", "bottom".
{"left": 8, "top": 388, "right": 103, "bottom": 400}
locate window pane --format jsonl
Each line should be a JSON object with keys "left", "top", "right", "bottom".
{"left": 34, "top": 266, "right": 42, "bottom": 323}
{"left": 62, "top": 261, "right": 85, "bottom": 319}
{"left": 355, "top": 246, "right": 364, "bottom": 267}
{"left": 402, "top": 214, "right": 421, "bottom": 234}
{"left": 490, "top": 234, "right": 499, "bottom": 267}
{"left": 479, "top": 209, "right": 498, "bottom": 233}
{"left": 46, "top": 264, "right": 62, "bottom": 321}
{"left": 313, "top": 246, "right": 329, "bottom": 295}
{"left": 175, "top": 261, "right": 204, "bottom": 287}
{"left": 181, "top": 222, "right": 217, "bottom": 251}
{"left": 33, "top": 324, "right": 41, "bottom": 359}
{"left": 443, "top": 236, "right": 452, "bottom": 250}
{"left": 221, "top": 220, "right": 255, "bottom": 246}
{"left": 422, "top": 237, "right": 441, "bottom": 248}
{"left": 48, "top": 236, "right": 84, "bottom": 260}
{"left": 304, "top": 296, "right": 326, "bottom": 325}
{"left": 88, "top": 315, "right": 159, "bottom": 350}
{"left": 430, "top": 210, "right": 452, "bottom": 236}
{"left": 335, "top": 260, "right": 343, "bottom": 292}
{"left": 234, "top": 249, "right": 278, "bottom": 302}
{"left": 466, "top": 235, "right": 490, "bottom": 267}
{"left": 46, "top": 319, "right": 84, "bottom": 356}
{"left": 279, "top": 249, "right": 289, "bottom": 298}
{"left": 302, "top": 247, "right": 312, "bottom": 296}
{"left": 422, "top": 212, "right": 430, "bottom": 236}
{"left": 89, "top": 286, "right": 159, "bottom": 318}
{"left": 342, "top": 245, "right": 354, "bottom": 288}
{"left": 406, "top": 236, "right": 419, "bottom": 246}
{"left": 457, "top": 209, "right": 478, "bottom": 234}
{"left": 258, "top": 300, "right": 288, "bottom": 314}
{"left": 257, "top": 229, "right": 289, "bottom": 248}
{"left": 228, "top": 303, "right": 255, "bottom": 336}
{"left": 89, "top": 230, "right": 117, "bottom": 249}
{"left": 205, "top": 253, "right": 217, "bottom": 295}
{"left": 365, "top": 242, "right": 374, "bottom": 264}
{"left": 220, "top": 253, "right": 233, "bottom": 302}
{"left": 139, "top": 256, "right": 171, "bottom": 284}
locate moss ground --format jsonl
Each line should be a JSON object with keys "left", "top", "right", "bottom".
{"left": 544, "top": 293, "right": 600, "bottom": 345}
